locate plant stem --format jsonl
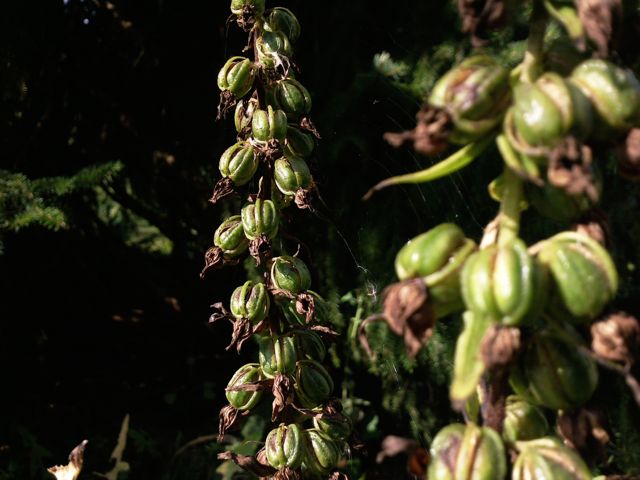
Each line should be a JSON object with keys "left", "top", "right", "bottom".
{"left": 497, "top": 167, "right": 523, "bottom": 247}
{"left": 521, "top": 0, "right": 547, "bottom": 84}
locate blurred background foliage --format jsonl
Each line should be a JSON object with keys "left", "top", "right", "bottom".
{"left": 1, "top": 0, "right": 640, "bottom": 478}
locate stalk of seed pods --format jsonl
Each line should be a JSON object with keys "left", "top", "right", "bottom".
{"left": 206, "top": 2, "right": 353, "bottom": 479}
{"left": 365, "top": 0, "right": 640, "bottom": 477}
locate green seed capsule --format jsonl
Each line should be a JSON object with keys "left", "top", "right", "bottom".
{"left": 225, "top": 363, "right": 263, "bottom": 410}
{"left": 302, "top": 429, "right": 343, "bottom": 476}
{"left": 230, "top": 0, "right": 265, "bottom": 17}
{"left": 213, "top": 215, "right": 248, "bottom": 258}
{"left": 265, "top": 423, "right": 304, "bottom": 469}
{"left": 219, "top": 141, "right": 258, "bottom": 186}
{"left": 502, "top": 395, "right": 549, "bottom": 445}
{"left": 284, "top": 125, "right": 315, "bottom": 158}
{"left": 571, "top": 59, "right": 640, "bottom": 135}
{"left": 429, "top": 55, "right": 511, "bottom": 144}
{"left": 513, "top": 437, "right": 592, "bottom": 480}
{"left": 230, "top": 280, "right": 270, "bottom": 324}
{"left": 537, "top": 231, "right": 617, "bottom": 321}
{"left": 428, "top": 423, "right": 507, "bottom": 480}
{"left": 525, "top": 181, "right": 597, "bottom": 222}
{"left": 295, "top": 359, "right": 333, "bottom": 408}
{"left": 256, "top": 30, "right": 293, "bottom": 69}
{"left": 312, "top": 411, "right": 352, "bottom": 441}
{"left": 234, "top": 97, "right": 259, "bottom": 133}
{"left": 294, "top": 330, "right": 326, "bottom": 362}
{"left": 510, "top": 329, "right": 598, "bottom": 410}
{"left": 273, "top": 156, "right": 312, "bottom": 196}
{"left": 265, "top": 7, "right": 301, "bottom": 42}
{"left": 217, "top": 56, "right": 256, "bottom": 99}
{"left": 241, "top": 199, "right": 279, "bottom": 241}
{"left": 461, "top": 239, "right": 546, "bottom": 326}
{"left": 271, "top": 255, "right": 312, "bottom": 294}
{"left": 251, "top": 105, "right": 288, "bottom": 143}
{"left": 258, "top": 334, "right": 297, "bottom": 378}
{"left": 267, "top": 78, "right": 312, "bottom": 117}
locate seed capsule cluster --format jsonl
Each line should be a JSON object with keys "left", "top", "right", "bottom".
{"left": 207, "top": 2, "right": 351, "bottom": 478}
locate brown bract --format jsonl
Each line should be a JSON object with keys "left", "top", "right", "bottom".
{"left": 573, "top": 209, "right": 610, "bottom": 246}
{"left": 272, "top": 373, "right": 294, "bottom": 421}
{"left": 249, "top": 234, "right": 273, "bottom": 266}
{"left": 209, "top": 177, "right": 237, "bottom": 205}
{"left": 295, "top": 292, "right": 316, "bottom": 324}
{"left": 577, "top": 0, "right": 622, "bottom": 57}
{"left": 591, "top": 312, "right": 640, "bottom": 366}
{"left": 548, "top": 137, "right": 598, "bottom": 202}
{"left": 480, "top": 325, "right": 521, "bottom": 372}
{"left": 381, "top": 279, "right": 436, "bottom": 357}
{"left": 557, "top": 408, "right": 610, "bottom": 465}
{"left": 200, "top": 246, "right": 241, "bottom": 278}
{"left": 218, "top": 405, "right": 245, "bottom": 441}
{"left": 384, "top": 106, "right": 452, "bottom": 157}
{"left": 294, "top": 187, "right": 313, "bottom": 210}
{"left": 457, "top": 0, "right": 507, "bottom": 47}
{"left": 617, "top": 128, "right": 640, "bottom": 180}
{"left": 217, "top": 450, "right": 277, "bottom": 478}
{"left": 217, "top": 90, "right": 237, "bottom": 120}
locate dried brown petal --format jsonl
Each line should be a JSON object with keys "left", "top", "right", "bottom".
{"left": 384, "top": 106, "right": 452, "bottom": 156}
{"left": 375, "top": 436, "right": 418, "bottom": 464}
{"left": 382, "top": 279, "right": 436, "bottom": 357}
{"left": 458, "top": 0, "right": 508, "bottom": 47}
{"left": 548, "top": 137, "right": 598, "bottom": 202}
{"left": 295, "top": 292, "right": 316, "bottom": 324}
{"left": 300, "top": 117, "right": 321, "bottom": 139}
{"left": 573, "top": 209, "right": 611, "bottom": 246}
{"left": 209, "top": 302, "right": 233, "bottom": 324}
{"left": 480, "top": 325, "right": 521, "bottom": 372}
{"left": 274, "top": 467, "right": 302, "bottom": 480}
{"left": 328, "top": 471, "right": 351, "bottom": 480}
{"left": 209, "top": 177, "right": 237, "bottom": 205}
{"left": 227, "top": 317, "right": 254, "bottom": 352}
{"left": 591, "top": 312, "right": 640, "bottom": 365}
{"left": 577, "top": 0, "right": 622, "bottom": 57}
{"left": 217, "top": 90, "right": 237, "bottom": 120}
{"left": 218, "top": 450, "right": 277, "bottom": 477}
{"left": 218, "top": 405, "right": 240, "bottom": 441}
{"left": 272, "top": 373, "right": 294, "bottom": 421}
{"left": 557, "top": 408, "right": 610, "bottom": 464}
{"left": 249, "top": 234, "right": 272, "bottom": 266}
{"left": 294, "top": 188, "right": 313, "bottom": 210}
{"left": 617, "top": 128, "right": 640, "bottom": 180}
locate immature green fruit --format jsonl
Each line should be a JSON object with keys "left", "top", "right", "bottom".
{"left": 510, "top": 329, "right": 598, "bottom": 410}
{"left": 303, "top": 429, "right": 343, "bottom": 476}
{"left": 506, "top": 72, "right": 593, "bottom": 153}
{"left": 219, "top": 141, "right": 258, "bottom": 186}
{"left": 217, "top": 56, "right": 255, "bottom": 99}
{"left": 294, "top": 359, "right": 333, "bottom": 408}
{"left": 230, "top": 0, "right": 265, "bottom": 17}
{"left": 234, "top": 97, "right": 259, "bottom": 133}
{"left": 294, "top": 330, "right": 326, "bottom": 362}
{"left": 312, "top": 411, "right": 352, "bottom": 440}
{"left": 251, "top": 105, "right": 288, "bottom": 143}
{"left": 525, "top": 181, "right": 596, "bottom": 222}
{"left": 265, "top": 7, "right": 301, "bottom": 42}
{"left": 429, "top": 55, "right": 511, "bottom": 144}
{"left": 241, "top": 199, "right": 279, "bottom": 240}
{"left": 283, "top": 125, "right": 315, "bottom": 158}
{"left": 394, "top": 223, "right": 476, "bottom": 313}
{"left": 271, "top": 255, "right": 311, "bottom": 293}
{"left": 225, "top": 363, "right": 263, "bottom": 410}
{"left": 571, "top": 59, "right": 640, "bottom": 135}
{"left": 230, "top": 280, "right": 270, "bottom": 323}
{"left": 267, "top": 78, "right": 312, "bottom": 117}
{"left": 213, "top": 215, "right": 248, "bottom": 258}
{"left": 274, "top": 156, "right": 312, "bottom": 196}
{"left": 537, "top": 231, "right": 617, "bottom": 321}
{"left": 502, "top": 395, "right": 549, "bottom": 445}
{"left": 265, "top": 423, "right": 304, "bottom": 469}
{"left": 256, "top": 30, "right": 293, "bottom": 70}
{"left": 277, "top": 290, "right": 326, "bottom": 326}
{"left": 513, "top": 437, "right": 592, "bottom": 480}
{"left": 258, "top": 334, "right": 297, "bottom": 378}
{"left": 428, "top": 423, "right": 506, "bottom": 480}
{"left": 461, "top": 239, "right": 545, "bottom": 326}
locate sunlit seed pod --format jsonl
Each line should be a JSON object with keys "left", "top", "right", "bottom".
{"left": 225, "top": 363, "right": 264, "bottom": 410}
{"left": 265, "top": 423, "right": 305, "bottom": 469}
{"left": 213, "top": 215, "right": 248, "bottom": 258}
{"left": 271, "top": 255, "right": 312, "bottom": 294}
{"left": 283, "top": 125, "right": 315, "bottom": 158}
{"left": 240, "top": 199, "right": 279, "bottom": 241}
{"left": 302, "top": 429, "right": 343, "bottom": 476}
{"left": 264, "top": 7, "right": 301, "bottom": 42}
{"left": 512, "top": 437, "right": 592, "bottom": 480}
{"left": 266, "top": 78, "right": 312, "bottom": 117}
{"left": 217, "top": 56, "right": 256, "bottom": 99}
{"left": 294, "top": 359, "right": 333, "bottom": 408}
{"left": 230, "top": 280, "right": 270, "bottom": 324}
{"left": 537, "top": 231, "right": 617, "bottom": 321}
{"left": 230, "top": 0, "right": 265, "bottom": 17}
{"left": 273, "top": 155, "right": 312, "bottom": 196}
{"left": 256, "top": 30, "right": 293, "bottom": 70}
{"left": 219, "top": 141, "right": 258, "bottom": 186}
{"left": 525, "top": 180, "right": 598, "bottom": 222}
{"left": 234, "top": 97, "right": 259, "bottom": 133}
{"left": 251, "top": 105, "right": 288, "bottom": 143}
{"left": 502, "top": 395, "right": 549, "bottom": 445}
{"left": 312, "top": 411, "right": 352, "bottom": 441}
{"left": 571, "top": 59, "right": 640, "bottom": 136}
{"left": 294, "top": 330, "right": 326, "bottom": 362}
{"left": 510, "top": 329, "right": 598, "bottom": 410}
{"left": 428, "top": 423, "right": 507, "bottom": 480}
{"left": 258, "top": 334, "right": 297, "bottom": 379}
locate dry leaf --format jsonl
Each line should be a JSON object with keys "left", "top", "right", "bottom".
{"left": 47, "top": 440, "right": 88, "bottom": 480}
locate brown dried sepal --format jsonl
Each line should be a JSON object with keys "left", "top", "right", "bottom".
{"left": 548, "top": 137, "right": 599, "bottom": 202}
{"left": 295, "top": 292, "right": 317, "bottom": 324}
{"left": 209, "top": 177, "right": 237, "bottom": 205}
{"left": 232, "top": 5, "right": 261, "bottom": 32}
{"left": 300, "top": 117, "right": 321, "bottom": 139}
{"left": 381, "top": 279, "right": 436, "bottom": 357}
{"left": 480, "top": 325, "right": 521, "bottom": 373}
{"left": 457, "top": 0, "right": 508, "bottom": 47}
{"left": 249, "top": 234, "right": 273, "bottom": 266}
{"left": 272, "top": 467, "right": 302, "bottom": 480}
{"left": 577, "top": 0, "right": 622, "bottom": 57}
{"left": 272, "top": 373, "right": 294, "bottom": 421}
{"left": 294, "top": 187, "right": 314, "bottom": 210}
{"left": 617, "top": 128, "right": 640, "bottom": 180}
{"left": 218, "top": 405, "right": 250, "bottom": 440}
{"left": 200, "top": 246, "right": 241, "bottom": 278}
{"left": 217, "top": 450, "right": 277, "bottom": 478}
{"left": 217, "top": 90, "right": 237, "bottom": 120}
{"left": 384, "top": 106, "right": 452, "bottom": 157}
{"left": 591, "top": 312, "right": 640, "bottom": 366}
{"left": 557, "top": 408, "right": 610, "bottom": 465}
{"left": 328, "top": 472, "right": 351, "bottom": 480}
{"left": 573, "top": 209, "right": 611, "bottom": 246}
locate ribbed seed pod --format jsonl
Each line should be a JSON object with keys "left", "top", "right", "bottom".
{"left": 230, "top": 280, "right": 270, "bottom": 324}
{"left": 258, "top": 334, "right": 297, "bottom": 378}
{"left": 256, "top": 30, "right": 293, "bottom": 69}
{"left": 251, "top": 105, "right": 288, "bottom": 143}
{"left": 294, "top": 359, "right": 333, "bottom": 408}
{"left": 273, "top": 155, "right": 312, "bottom": 196}
{"left": 225, "top": 363, "right": 264, "bottom": 410}
{"left": 234, "top": 97, "right": 259, "bottom": 133}
{"left": 241, "top": 199, "right": 279, "bottom": 240}
{"left": 294, "top": 330, "right": 326, "bottom": 362}
{"left": 283, "top": 125, "right": 315, "bottom": 158}
{"left": 213, "top": 215, "right": 248, "bottom": 258}
{"left": 503, "top": 395, "right": 549, "bottom": 445}
{"left": 217, "top": 56, "right": 256, "bottom": 99}
{"left": 513, "top": 437, "right": 592, "bottom": 480}
{"left": 265, "top": 423, "right": 305, "bottom": 469}
{"left": 302, "top": 429, "right": 343, "bottom": 476}
{"left": 264, "top": 7, "right": 301, "bottom": 42}
{"left": 219, "top": 141, "right": 258, "bottom": 186}
{"left": 267, "top": 78, "right": 312, "bottom": 117}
